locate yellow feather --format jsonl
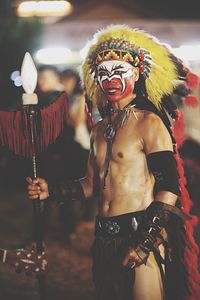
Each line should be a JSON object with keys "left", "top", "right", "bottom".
{"left": 81, "top": 24, "right": 178, "bottom": 109}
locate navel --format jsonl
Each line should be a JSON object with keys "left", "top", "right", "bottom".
{"left": 118, "top": 152, "right": 124, "bottom": 158}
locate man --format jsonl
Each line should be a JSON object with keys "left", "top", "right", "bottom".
{"left": 36, "top": 65, "right": 63, "bottom": 107}
{"left": 60, "top": 68, "right": 91, "bottom": 150}
{"left": 27, "top": 25, "right": 198, "bottom": 300}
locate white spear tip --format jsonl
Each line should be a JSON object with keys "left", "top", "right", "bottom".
{"left": 21, "top": 52, "right": 38, "bottom": 104}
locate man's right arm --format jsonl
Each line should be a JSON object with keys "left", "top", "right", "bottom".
{"left": 27, "top": 131, "right": 96, "bottom": 203}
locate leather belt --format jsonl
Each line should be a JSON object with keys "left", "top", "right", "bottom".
{"left": 95, "top": 210, "right": 146, "bottom": 237}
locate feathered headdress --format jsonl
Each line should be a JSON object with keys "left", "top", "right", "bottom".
{"left": 81, "top": 24, "right": 199, "bottom": 135}
{"left": 81, "top": 24, "right": 179, "bottom": 109}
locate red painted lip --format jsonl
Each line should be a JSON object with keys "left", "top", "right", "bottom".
{"left": 102, "top": 79, "right": 122, "bottom": 90}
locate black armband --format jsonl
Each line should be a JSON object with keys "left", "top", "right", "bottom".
{"left": 48, "top": 179, "right": 86, "bottom": 205}
{"left": 135, "top": 201, "right": 189, "bottom": 264}
{"left": 147, "top": 151, "right": 180, "bottom": 196}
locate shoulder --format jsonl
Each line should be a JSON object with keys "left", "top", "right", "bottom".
{"left": 138, "top": 110, "right": 164, "bottom": 127}
{"left": 136, "top": 110, "right": 173, "bottom": 153}
{"left": 136, "top": 110, "right": 169, "bottom": 137}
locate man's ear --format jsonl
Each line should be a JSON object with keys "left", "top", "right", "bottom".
{"left": 133, "top": 67, "right": 139, "bottom": 82}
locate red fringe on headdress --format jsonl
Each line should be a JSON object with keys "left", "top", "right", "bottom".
{"left": 172, "top": 112, "right": 200, "bottom": 300}
{"left": 0, "top": 92, "right": 69, "bottom": 158}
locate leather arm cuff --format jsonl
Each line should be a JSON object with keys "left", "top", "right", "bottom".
{"left": 135, "top": 201, "right": 189, "bottom": 264}
{"left": 48, "top": 179, "right": 86, "bottom": 205}
{"left": 147, "top": 151, "right": 180, "bottom": 196}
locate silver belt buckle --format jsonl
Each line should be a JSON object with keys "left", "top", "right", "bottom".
{"left": 105, "top": 221, "right": 120, "bottom": 235}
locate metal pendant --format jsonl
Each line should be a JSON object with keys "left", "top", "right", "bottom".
{"left": 104, "top": 123, "right": 116, "bottom": 141}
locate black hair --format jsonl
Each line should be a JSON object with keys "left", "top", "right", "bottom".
{"left": 60, "top": 68, "right": 79, "bottom": 80}
{"left": 134, "top": 75, "right": 147, "bottom": 98}
{"left": 61, "top": 68, "right": 83, "bottom": 94}
{"left": 37, "top": 65, "right": 60, "bottom": 75}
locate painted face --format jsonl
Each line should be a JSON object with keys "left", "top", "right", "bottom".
{"left": 96, "top": 60, "right": 136, "bottom": 102}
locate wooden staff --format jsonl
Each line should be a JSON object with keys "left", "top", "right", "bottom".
{"left": 21, "top": 53, "right": 46, "bottom": 300}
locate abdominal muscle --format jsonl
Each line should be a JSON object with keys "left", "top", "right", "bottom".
{"left": 98, "top": 156, "right": 154, "bottom": 217}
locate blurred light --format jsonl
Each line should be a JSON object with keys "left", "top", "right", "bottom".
{"left": 17, "top": 1, "right": 73, "bottom": 17}
{"left": 172, "top": 45, "right": 200, "bottom": 62}
{"left": 14, "top": 76, "right": 22, "bottom": 87}
{"left": 10, "top": 70, "right": 20, "bottom": 81}
{"left": 35, "top": 47, "right": 75, "bottom": 64}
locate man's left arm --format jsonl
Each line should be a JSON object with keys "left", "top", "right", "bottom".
{"left": 123, "top": 113, "right": 187, "bottom": 268}
{"left": 143, "top": 112, "right": 179, "bottom": 205}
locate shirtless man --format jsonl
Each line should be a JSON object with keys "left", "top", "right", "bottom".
{"left": 27, "top": 25, "right": 189, "bottom": 300}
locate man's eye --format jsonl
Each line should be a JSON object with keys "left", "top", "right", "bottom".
{"left": 98, "top": 71, "right": 108, "bottom": 77}
{"left": 114, "top": 71, "right": 124, "bottom": 75}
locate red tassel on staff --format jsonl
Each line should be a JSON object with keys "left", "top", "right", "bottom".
{"left": 38, "top": 92, "right": 70, "bottom": 154}
{"left": 0, "top": 92, "right": 70, "bottom": 158}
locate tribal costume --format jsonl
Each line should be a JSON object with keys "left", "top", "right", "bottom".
{"left": 80, "top": 24, "right": 200, "bottom": 300}
{"left": 49, "top": 25, "right": 200, "bottom": 300}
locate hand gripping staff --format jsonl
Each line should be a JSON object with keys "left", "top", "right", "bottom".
{"left": 0, "top": 52, "right": 69, "bottom": 299}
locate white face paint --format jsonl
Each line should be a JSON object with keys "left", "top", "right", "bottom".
{"left": 96, "top": 60, "right": 134, "bottom": 93}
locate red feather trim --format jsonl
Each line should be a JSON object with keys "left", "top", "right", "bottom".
{"left": 174, "top": 149, "right": 200, "bottom": 300}
{"left": 172, "top": 110, "right": 185, "bottom": 148}
{"left": 171, "top": 108, "right": 200, "bottom": 298}
{"left": 186, "top": 72, "right": 199, "bottom": 89}
{"left": 184, "top": 95, "right": 199, "bottom": 108}
{"left": 0, "top": 92, "right": 69, "bottom": 157}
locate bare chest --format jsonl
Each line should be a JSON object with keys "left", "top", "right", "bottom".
{"left": 93, "top": 117, "right": 143, "bottom": 170}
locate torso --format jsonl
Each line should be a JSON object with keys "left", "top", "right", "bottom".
{"left": 92, "top": 108, "right": 155, "bottom": 217}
